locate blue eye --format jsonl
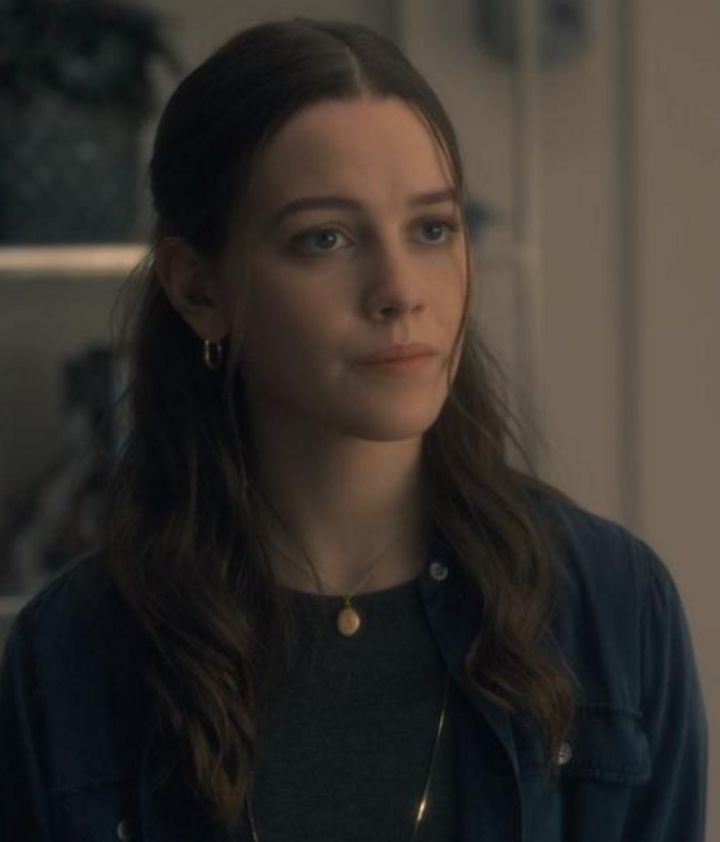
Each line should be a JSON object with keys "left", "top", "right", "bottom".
{"left": 293, "top": 218, "right": 462, "bottom": 255}
{"left": 420, "top": 218, "right": 461, "bottom": 242}
{"left": 298, "top": 228, "right": 349, "bottom": 253}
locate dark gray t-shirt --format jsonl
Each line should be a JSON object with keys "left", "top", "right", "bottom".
{"left": 234, "top": 575, "right": 457, "bottom": 842}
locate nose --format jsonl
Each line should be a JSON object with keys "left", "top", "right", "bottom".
{"left": 362, "top": 237, "right": 427, "bottom": 321}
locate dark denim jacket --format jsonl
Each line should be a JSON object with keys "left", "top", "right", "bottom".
{"left": 0, "top": 495, "right": 709, "bottom": 841}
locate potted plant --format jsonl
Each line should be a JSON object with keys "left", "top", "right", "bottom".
{"left": 0, "top": 0, "right": 182, "bottom": 244}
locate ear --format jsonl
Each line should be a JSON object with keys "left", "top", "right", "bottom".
{"left": 154, "top": 236, "right": 229, "bottom": 342}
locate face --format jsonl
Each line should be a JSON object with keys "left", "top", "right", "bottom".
{"left": 216, "top": 96, "right": 469, "bottom": 444}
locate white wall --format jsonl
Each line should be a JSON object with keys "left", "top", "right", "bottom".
{"left": 634, "top": 5, "right": 720, "bottom": 835}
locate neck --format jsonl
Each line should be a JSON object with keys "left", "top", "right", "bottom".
{"left": 250, "top": 429, "right": 430, "bottom": 595}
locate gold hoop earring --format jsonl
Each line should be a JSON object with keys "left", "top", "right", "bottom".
{"left": 203, "top": 338, "right": 224, "bottom": 371}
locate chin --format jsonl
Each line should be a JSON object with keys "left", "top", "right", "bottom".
{"left": 335, "top": 402, "right": 446, "bottom": 442}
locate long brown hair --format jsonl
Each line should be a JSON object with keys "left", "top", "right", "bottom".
{"left": 103, "top": 16, "right": 581, "bottom": 833}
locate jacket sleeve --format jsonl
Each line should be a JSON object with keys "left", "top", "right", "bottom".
{"left": 622, "top": 540, "right": 709, "bottom": 842}
{"left": 0, "top": 609, "right": 53, "bottom": 841}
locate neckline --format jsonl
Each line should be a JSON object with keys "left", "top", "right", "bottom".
{"left": 277, "top": 572, "right": 423, "bottom": 603}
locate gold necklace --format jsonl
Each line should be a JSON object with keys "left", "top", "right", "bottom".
{"left": 272, "top": 537, "right": 402, "bottom": 636}
{"left": 314, "top": 543, "right": 400, "bottom": 637}
{"left": 258, "top": 499, "right": 416, "bottom": 637}
{"left": 245, "top": 669, "right": 450, "bottom": 842}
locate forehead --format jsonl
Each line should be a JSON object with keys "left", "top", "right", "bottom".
{"left": 245, "top": 97, "right": 454, "bottom": 212}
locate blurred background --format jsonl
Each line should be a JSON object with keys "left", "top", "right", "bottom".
{"left": 0, "top": 0, "right": 717, "bottom": 832}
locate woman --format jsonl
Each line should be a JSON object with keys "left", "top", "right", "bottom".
{"left": 0, "top": 16, "right": 708, "bottom": 842}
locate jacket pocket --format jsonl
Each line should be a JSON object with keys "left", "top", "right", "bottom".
{"left": 514, "top": 703, "right": 652, "bottom": 785}
{"left": 512, "top": 705, "right": 652, "bottom": 841}
{"left": 49, "top": 777, "right": 141, "bottom": 842}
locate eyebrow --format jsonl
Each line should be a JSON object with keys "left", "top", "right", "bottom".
{"left": 265, "top": 187, "right": 460, "bottom": 232}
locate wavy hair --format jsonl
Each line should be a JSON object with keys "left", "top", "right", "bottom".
{"left": 103, "top": 16, "right": 581, "bottom": 833}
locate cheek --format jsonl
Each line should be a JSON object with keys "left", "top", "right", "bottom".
{"left": 237, "top": 274, "right": 337, "bottom": 392}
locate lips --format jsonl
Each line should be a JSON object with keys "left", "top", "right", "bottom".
{"left": 356, "top": 343, "right": 439, "bottom": 364}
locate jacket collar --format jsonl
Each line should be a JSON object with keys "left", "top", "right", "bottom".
{"left": 417, "top": 532, "right": 521, "bottom": 779}
{"left": 417, "top": 531, "right": 525, "bottom": 840}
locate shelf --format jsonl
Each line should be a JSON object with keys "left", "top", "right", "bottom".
{"left": 0, "top": 594, "right": 31, "bottom": 619}
{"left": 0, "top": 244, "right": 148, "bottom": 279}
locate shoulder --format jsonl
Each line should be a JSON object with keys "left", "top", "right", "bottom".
{"left": 3, "top": 547, "right": 146, "bottom": 695}
{"left": 1, "top": 549, "right": 151, "bottom": 788}
{"left": 13, "top": 547, "right": 120, "bottom": 619}
{"left": 524, "top": 488, "right": 689, "bottom": 708}
{"left": 526, "top": 487, "right": 673, "bottom": 607}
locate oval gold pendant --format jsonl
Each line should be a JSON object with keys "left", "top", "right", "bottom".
{"left": 337, "top": 605, "right": 361, "bottom": 636}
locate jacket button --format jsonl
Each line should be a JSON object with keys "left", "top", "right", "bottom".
{"left": 428, "top": 560, "right": 449, "bottom": 581}
{"left": 556, "top": 742, "right": 573, "bottom": 765}
{"left": 116, "top": 819, "right": 133, "bottom": 841}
